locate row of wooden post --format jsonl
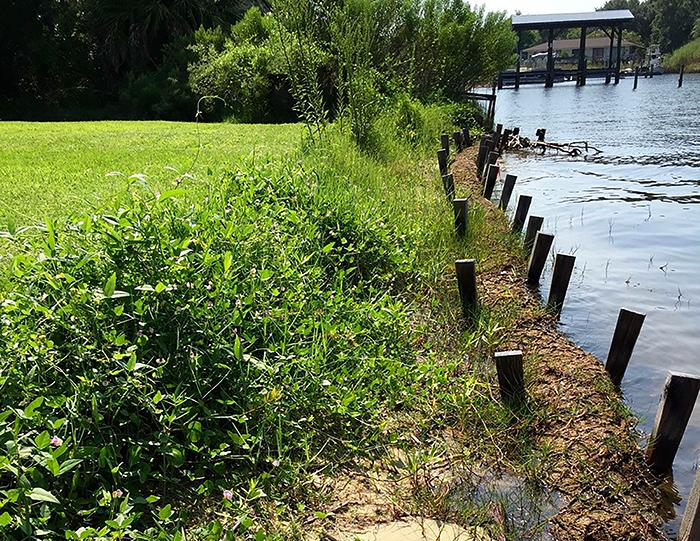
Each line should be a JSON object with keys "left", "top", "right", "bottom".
{"left": 437, "top": 126, "right": 700, "bottom": 534}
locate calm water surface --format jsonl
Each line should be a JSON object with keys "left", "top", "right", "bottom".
{"left": 494, "top": 74, "right": 700, "bottom": 534}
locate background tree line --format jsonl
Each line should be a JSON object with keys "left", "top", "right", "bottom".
{"left": 0, "top": 0, "right": 514, "bottom": 122}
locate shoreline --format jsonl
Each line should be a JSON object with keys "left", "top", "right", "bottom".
{"left": 452, "top": 146, "right": 668, "bottom": 538}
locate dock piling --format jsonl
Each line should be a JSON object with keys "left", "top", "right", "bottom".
{"left": 605, "top": 308, "right": 646, "bottom": 387}
{"left": 527, "top": 232, "right": 554, "bottom": 285}
{"left": 483, "top": 165, "right": 500, "bottom": 200}
{"left": 495, "top": 350, "right": 526, "bottom": 403}
{"left": 547, "top": 254, "right": 576, "bottom": 315}
{"left": 455, "top": 259, "right": 478, "bottom": 318}
{"left": 512, "top": 195, "right": 532, "bottom": 232}
{"left": 679, "top": 65, "right": 685, "bottom": 88}
{"left": 499, "top": 174, "right": 517, "bottom": 210}
{"left": 524, "top": 216, "right": 544, "bottom": 253}
{"left": 633, "top": 66, "right": 639, "bottom": 90}
{"left": 452, "top": 198, "right": 469, "bottom": 237}
{"left": 646, "top": 372, "right": 700, "bottom": 473}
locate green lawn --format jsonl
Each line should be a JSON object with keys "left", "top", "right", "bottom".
{"left": 0, "top": 121, "right": 301, "bottom": 225}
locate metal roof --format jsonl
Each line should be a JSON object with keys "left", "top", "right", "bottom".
{"left": 523, "top": 37, "right": 640, "bottom": 54}
{"left": 511, "top": 10, "right": 634, "bottom": 30}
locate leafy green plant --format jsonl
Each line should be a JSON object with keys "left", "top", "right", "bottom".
{"left": 0, "top": 159, "right": 421, "bottom": 536}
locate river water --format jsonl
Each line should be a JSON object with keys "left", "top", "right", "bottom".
{"left": 493, "top": 73, "right": 700, "bottom": 534}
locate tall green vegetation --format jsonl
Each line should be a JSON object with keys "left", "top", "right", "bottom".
{"left": 1, "top": 1, "right": 513, "bottom": 121}
{"left": 663, "top": 37, "right": 700, "bottom": 71}
{"left": 0, "top": 95, "right": 508, "bottom": 538}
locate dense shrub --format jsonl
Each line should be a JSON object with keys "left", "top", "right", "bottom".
{"left": 0, "top": 162, "right": 419, "bottom": 537}
{"left": 663, "top": 37, "right": 700, "bottom": 72}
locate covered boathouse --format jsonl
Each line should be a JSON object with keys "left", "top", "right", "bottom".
{"left": 500, "top": 10, "right": 636, "bottom": 89}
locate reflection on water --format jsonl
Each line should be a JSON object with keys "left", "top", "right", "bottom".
{"left": 494, "top": 74, "right": 700, "bottom": 534}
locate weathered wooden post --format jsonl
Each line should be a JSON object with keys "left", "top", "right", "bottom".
{"left": 437, "top": 148, "right": 448, "bottom": 177}
{"left": 679, "top": 65, "right": 685, "bottom": 88}
{"left": 633, "top": 66, "right": 639, "bottom": 90}
{"left": 483, "top": 165, "right": 500, "bottom": 200}
{"left": 499, "top": 174, "right": 517, "bottom": 210}
{"left": 453, "top": 131, "right": 463, "bottom": 152}
{"left": 476, "top": 140, "right": 489, "bottom": 178}
{"left": 452, "top": 198, "right": 469, "bottom": 237}
{"left": 679, "top": 467, "right": 700, "bottom": 540}
{"left": 442, "top": 174, "right": 455, "bottom": 201}
{"left": 462, "top": 127, "right": 472, "bottom": 148}
{"left": 524, "top": 215, "right": 544, "bottom": 253}
{"left": 500, "top": 129, "right": 512, "bottom": 152}
{"left": 512, "top": 127, "right": 520, "bottom": 136}
{"left": 512, "top": 195, "right": 532, "bottom": 232}
{"left": 455, "top": 259, "right": 478, "bottom": 318}
{"left": 547, "top": 254, "right": 576, "bottom": 315}
{"left": 605, "top": 308, "right": 646, "bottom": 387}
{"left": 536, "top": 128, "right": 546, "bottom": 142}
{"left": 441, "top": 133, "right": 450, "bottom": 156}
{"left": 495, "top": 350, "right": 525, "bottom": 403}
{"left": 646, "top": 372, "right": 700, "bottom": 473}
{"left": 495, "top": 123, "right": 503, "bottom": 147}
{"left": 482, "top": 151, "right": 499, "bottom": 179}
{"left": 527, "top": 232, "right": 554, "bottom": 285}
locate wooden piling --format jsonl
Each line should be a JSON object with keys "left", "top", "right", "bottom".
{"left": 483, "top": 165, "right": 500, "bottom": 200}
{"left": 633, "top": 66, "right": 639, "bottom": 90}
{"left": 512, "top": 127, "right": 520, "bottom": 136}
{"left": 495, "top": 350, "right": 525, "bottom": 403}
{"left": 437, "top": 149, "right": 448, "bottom": 177}
{"left": 646, "top": 372, "right": 700, "bottom": 473}
{"left": 679, "top": 467, "right": 700, "bottom": 541}
{"left": 476, "top": 141, "right": 488, "bottom": 178}
{"left": 547, "top": 254, "right": 576, "bottom": 315}
{"left": 452, "top": 198, "right": 469, "bottom": 237}
{"left": 499, "top": 174, "right": 517, "bottom": 210}
{"left": 512, "top": 195, "right": 532, "bottom": 232}
{"left": 462, "top": 127, "right": 472, "bottom": 148}
{"left": 605, "top": 308, "right": 646, "bottom": 387}
{"left": 679, "top": 65, "right": 685, "bottom": 88}
{"left": 527, "top": 232, "right": 554, "bottom": 285}
{"left": 500, "top": 129, "right": 512, "bottom": 152}
{"left": 536, "top": 128, "right": 546, "bottom": 142}
{"left": 442, "top": 173, "right": 455, "bottom": 201}
{"left": 524, "top": 215, "right": 544, "bottom": 253}
{"left": 482, "top": 151, "right": 499, "bottom": 179}
{"left": 441, "top": 133, "right": 450, "bottom": 156}
{"left": 455, "top": 259, "right": 478, "bottom": 318}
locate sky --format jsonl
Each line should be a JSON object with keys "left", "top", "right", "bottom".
{"left": 475, "top": 0, "right": 602, "bottom": 15}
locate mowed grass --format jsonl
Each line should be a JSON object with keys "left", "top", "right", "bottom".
{"left": 0, "top": 121, "right": 302, "bottom": 225}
